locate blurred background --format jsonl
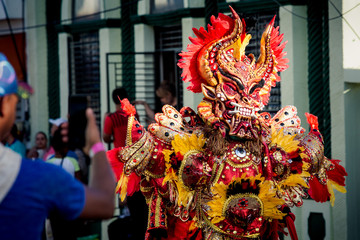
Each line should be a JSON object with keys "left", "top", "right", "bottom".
{"left": 0, "top": 0, "right": 358, "bottom": 239}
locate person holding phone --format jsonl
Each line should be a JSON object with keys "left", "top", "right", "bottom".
{"left": 0, "top": 53, "right": 116, "bottom": 240}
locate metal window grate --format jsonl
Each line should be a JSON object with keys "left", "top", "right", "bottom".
{"left": 243, "top": 11, "right": 281, "bottom": 115}
{"left": 155, "top": 25, "right": 183, "bottom": 111}
{"left": 68, "top": 31, "right": 101, "bottom": 124}
{"left": 106, "top": 52, "right": 157, "bottom": 128}
{"left": 156, "top": 26, "right": 183, "bottom": 51}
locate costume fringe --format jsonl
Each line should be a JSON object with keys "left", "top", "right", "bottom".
{"left": 203, "top": 124, "right": 229, "bottom": 156}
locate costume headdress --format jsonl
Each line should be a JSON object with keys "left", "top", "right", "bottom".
{"left": 178, "top": 6, "right": 288, "bottom": 106}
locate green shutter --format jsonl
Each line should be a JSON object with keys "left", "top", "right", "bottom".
{"left": 307, "top": 0, "right": 331, "bottom": 157}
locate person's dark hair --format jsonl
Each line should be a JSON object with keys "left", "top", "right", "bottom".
{"left": 10, "top": 124, "right": 19, "bottom": 138}
{"left": 112, "top": 87, "right": 129, "bottom": 105}
{"left": 156, "top": 81, "right": 176, "bottom": 98}
{"left": 51, "top": 127, "right": 67, "bottom": 155}
{"left": 36, "top": 131, "right": 48, "bottom": 141}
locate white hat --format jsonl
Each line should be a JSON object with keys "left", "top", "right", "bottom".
{"left": 49, "top": 118, "right": 67, "bottom": 127}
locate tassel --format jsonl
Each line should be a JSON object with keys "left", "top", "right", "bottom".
{"left": 285, "top": 212, "right": 298, "bottom": 240}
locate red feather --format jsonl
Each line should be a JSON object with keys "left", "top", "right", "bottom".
{"left": 127, "top": 172, "right": 141, "bottom": 196}
{"left": 269, "top": 21, "right": 289, "bottom": 73}
{"left": 106, "top": 148, "right": 124, "bottom": 181}
{"left": 177, "top": 8, "right": 237, "bottom": 93}
{"left": 120, "top": 98, "right": 136, "bottom": 116}
{"left": 305, "top": 113, "right": 319, "bottom": 130}
{"left": 328, "top": 159, "right": 347, "bottom": 186}
{"left": 308, "top": 177, "right": 330, "bottom": 202}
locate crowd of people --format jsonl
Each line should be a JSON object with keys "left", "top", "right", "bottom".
{"left": 0, "top": 53, "right": 116, "bottom": 240}
{"left": 0, "top": 52, "right": 179, "bottom": 240}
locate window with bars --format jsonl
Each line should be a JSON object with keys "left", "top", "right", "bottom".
{"left": 242, "top": 11, "right": 281, "bottom": 115}
{"left": 154, "top": 25, "right": 183, "bottom": 111}
{"left": 68, "top": 31, "right": 101, "bottom": 124}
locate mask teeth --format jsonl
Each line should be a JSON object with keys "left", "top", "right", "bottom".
{"left": 228, "top": 106, "right": 252, "bottom": 117}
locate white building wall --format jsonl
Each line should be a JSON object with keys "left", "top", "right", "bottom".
{"left": 280, "top": 5, "right": 309, "bottom": 129}
{"left": 25, "top": 0, "right": 49, "bottom": 145}
{"left": 335, "top": 0, "right": 360, "bottom": 239}
{"left": 329, "top": 1, "right": 348, "bottom": 239}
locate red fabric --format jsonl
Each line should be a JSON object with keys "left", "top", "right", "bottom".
{"left": 106, "top": 148, "right": 124, "bottom": 181}
{"left": 104, "top": 110, "right": 129, "bottom": 148}
{"left": 166, "top": 217, "right": 198, "bottom": 239}
{"left": 262, "top": 220, "right": 280, "bottom": 240}
{"left": 285, "top": 213, "right": 298, "bottom": 240}
{"left": 328, "top": 159, "right": 347, "bottom": 186}
{"left": 308, "top": 177, "right": 330, "bottom": 202}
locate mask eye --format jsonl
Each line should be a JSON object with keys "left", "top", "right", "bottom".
{"left": 249, "top": 79, "right": 265, "bottom": 95}
{"left": 222, "top": 82, "right": 238, "bottom": 96}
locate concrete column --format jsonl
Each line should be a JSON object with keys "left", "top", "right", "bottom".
{"left": 328, "top": 1, "right": 347, "bottom": 239}
{"left": 134, "top": 24, "right": 155, "bottom": 124}
{"left": 280, "top": 5, "right": 309, "bottom": 129}
{"left": 25, "top": 0, "right": 49, "bottom": 144}
{"left": 57, "top": 33, "right": 70, "bottom": 119}
{"left": 99, "top": 28, "right": 121, "bottom": 127}
{"left": 181, "top": 17, "right": 205, "bottom": 111}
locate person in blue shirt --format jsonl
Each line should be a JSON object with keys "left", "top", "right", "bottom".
{"left": 4, "top": 123, "right": 26, "bottom": 157}
{"left": 0, "top": 53, "right": 116, "bottom": 240}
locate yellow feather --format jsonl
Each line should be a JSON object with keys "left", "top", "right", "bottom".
{"left": 259, "top": 181, "right": 286, "bottom": 219}
{"left": 279, "top": 174, "right": 309, "bottom": 188}
{"left": 270, "top": 127, "right": 300, "bottom": 153}
{"left": 115, "top": 173, "right": 129, "bottom": 201}
{"left": 329, "top": 179, "right": 347, "bottom": 194}
{"left": 327, "top": 180, "right": 347, "bottom": 207}
{"left": 172, "top": 134, "right": 206, "bottom": 155}
{"left": 207, "top": 182, "right": 227, "bottom": 223}
{"left": 327, "top": 182, "right": 335, "bottom": 206}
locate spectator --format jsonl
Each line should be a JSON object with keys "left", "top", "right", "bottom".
{"left": 133, "top": 81, "right": 178, "bottom": 123}
{"left": 103, "top": 87, "right": 148, "bottom": 239}
{"left": 27, "top": 131, "right": 50, "bottom": 160}
{"left": 103, "top": 87, "right": 138, "bottom": 148}
{"left": 0, "top": 53, "right": 116, "bottom": 240}
{"left": 43, "top": 117, "right": 70, "bottom": 160}
{"left": 3, "top": 124, "right": 26, "bottom": 158}
{"left": 47, "top": 126, "right": 82, "bottom": 181}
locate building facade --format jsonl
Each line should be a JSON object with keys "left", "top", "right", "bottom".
{"left": 1, "top": 0, "right": 357, "bottom": 239}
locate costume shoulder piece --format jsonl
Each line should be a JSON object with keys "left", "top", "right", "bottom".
{"left": 107, "top": 6, "right": 347, "bottom": 240}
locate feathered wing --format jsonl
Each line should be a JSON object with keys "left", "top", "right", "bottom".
{"left": 302, "top": 113, "right": 347, "bottom": 206}
{"left": 256, "top": 16, "right": 289, "bottom": 105}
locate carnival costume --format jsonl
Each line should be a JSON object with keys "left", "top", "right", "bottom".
{"left": 107, "top": 7, "right": 347, "bottom": 240}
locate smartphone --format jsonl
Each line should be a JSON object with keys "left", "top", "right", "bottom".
{"left": 68, "top": 95, "right": 90, "bottom": 150}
